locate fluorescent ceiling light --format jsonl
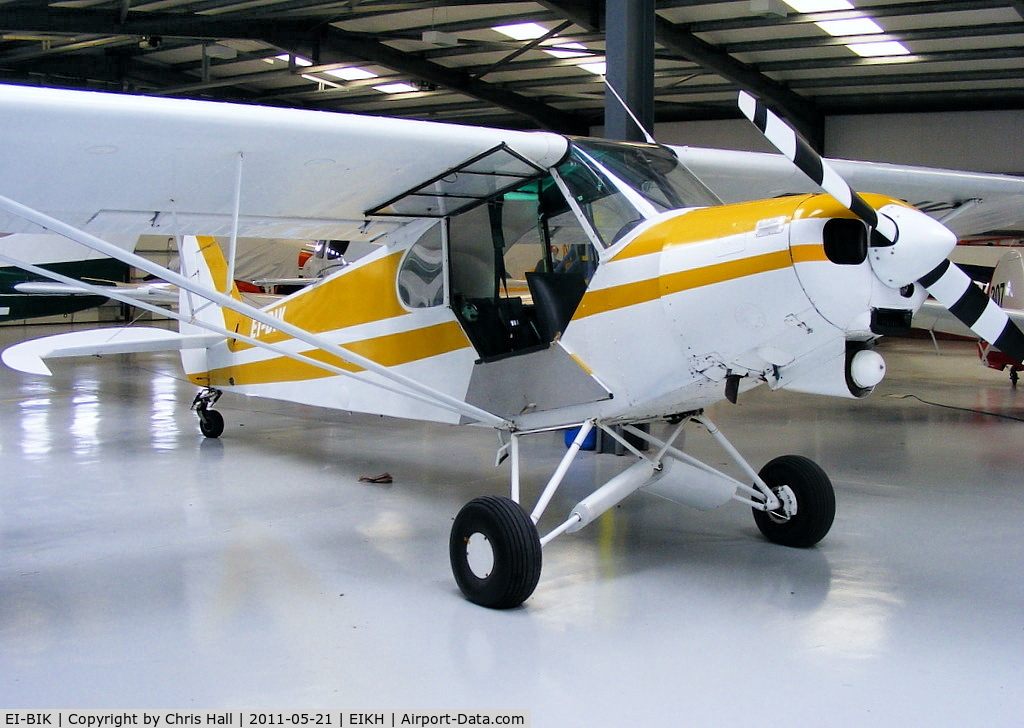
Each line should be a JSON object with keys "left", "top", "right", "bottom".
{"left": 784, "top": 0, "right": 853, "bottom": 11}
{"left": 579, "top": 61, "right": 607, "bottom": 75}
{"left": 847, "top": 40, "right": 911, "bottom": 56}
{"left": 300, "top": 74, "right": 343, "bottom": 89}
{"left": 493, "top": 21, "right": 598, "bottom": 69}
{"left": 326, "top": 67, "right": 378, "bottom": 81}
{"left": 493, "top": 22, "right": 549, "bottom": 41}
{"left": 781, "top": 1, "right": 908, "bottom": 56}
{"left": 374, "top": 82, "right": 417, "bottom": 94}
{"left": 816, "top": 17, "right": 883, "bottom": 36}
{"left": 543, "top": 41, "right": 590, "bottom": 59}
{"left": 274, "top": 53, "right": 312, "bottom": 67}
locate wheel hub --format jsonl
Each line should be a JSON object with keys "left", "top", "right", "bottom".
{"left": 465, "top": 532, "right": 495, "bottom": 579}
{"left": 766, "top": 484, "right": 798, "bottom": 523}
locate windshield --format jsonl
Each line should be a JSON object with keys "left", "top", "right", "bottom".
{"left": 572, "top": 138, "right": 720, "bottom": 213}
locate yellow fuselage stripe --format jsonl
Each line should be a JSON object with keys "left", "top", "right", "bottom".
{"left": 611, "top": 196, "right": 808, "bottom": 262}
{"left": 228, "top": 250, "right": 410, "bottom": 351}
{"left": 189, "top": 320, "right": 470, "bottom": 387}
{"left": 574, "top": 249, "right": 795, "bottom": 320}
{"left": 578, "top": 191, "right": 901, "bottom": 320}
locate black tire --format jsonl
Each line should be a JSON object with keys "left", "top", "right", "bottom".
{"left": 450, "top": 496, "right": 542, "bottom": 609}
{"left": 753, "top": 455, "right": 835, "bottom": 548}
{"left": 198, "top": 408, "right": 225, "bottom": 439}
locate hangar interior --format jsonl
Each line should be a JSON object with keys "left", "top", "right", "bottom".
{"left": 1, "top": 0, "right": 1023, "bottom": 723}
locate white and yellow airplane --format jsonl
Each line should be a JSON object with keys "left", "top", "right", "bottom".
{"left": 2, "top": 84, "right": 1024, "bottom": 609}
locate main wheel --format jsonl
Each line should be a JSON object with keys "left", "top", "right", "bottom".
{"left": 450, "top": 496, "right": 542, "bottom": 609}
{"left": 198, "top": 408, "right": 225, "bottom": 439}
{"left": 752, "top": 455, "right": 835, "bottom": 548}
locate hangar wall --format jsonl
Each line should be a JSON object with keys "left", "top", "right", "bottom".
{"left": 825, "top": 110, "right": 1024, "bottom": 176}
{"left": 649, "top": 109, "right": 1024, "bottom": 176}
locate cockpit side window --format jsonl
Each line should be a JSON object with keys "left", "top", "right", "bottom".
{"left": 398, "top": 223, "right": 444, "bottom": 308}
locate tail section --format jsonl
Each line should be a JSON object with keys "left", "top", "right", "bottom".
{"left": 177, "top": 235, "right": 246, "bottom": 380}
{"left": 988, "top": 250, "right": 1024, "bottom": 310}
{"left": 980, "top": 250, "right": 1024, "bottom": 372}
{"left": 177, "top": 235, "right": 243, "bottom": 332}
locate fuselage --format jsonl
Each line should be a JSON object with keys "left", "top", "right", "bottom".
{"left": 180, "top": 139, "right": 926, "bottom": 429}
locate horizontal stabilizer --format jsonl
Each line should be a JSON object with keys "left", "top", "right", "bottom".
{"left": 2, "top": 327, "right": 223, "bottom": 376}
{"left": 14, "top": 280, "right": 178, "bottom": 305}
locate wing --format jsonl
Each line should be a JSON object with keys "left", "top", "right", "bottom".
{"left": 13, "top": 280, "right": 177, "bottom": 304}
{"left": 674, "top": 146, "right": 1024, "bottom": 238}
{"left": 912, "top": 299, "right": 975, "bottom": 338}
{"left": 914, "top": 298, "right": 1024, "bottom": 340}
{"left": 0, "top": 85, "right": 568, "bottom": 241}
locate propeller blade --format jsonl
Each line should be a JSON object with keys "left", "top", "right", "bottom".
{"left": 738, "top": 89, "right": 1024, "bottom": 364}
{"left": 919, "top": 259, "right": 1024, "bottom": 364}
{"left": 738, "top": 91, "right": 898, "bottom": 244}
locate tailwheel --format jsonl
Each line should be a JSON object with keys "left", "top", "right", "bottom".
{"left": 191, "top": 387, "right": 224, "bottom": 439}
{"left": 753, "top": 455, "right": 835, "bottom": 548}
{"left": 198, "top": 408, "right": 224, "bottom": 439}
{"left": 450, "top": 496, "right": 542, "bottom": 609}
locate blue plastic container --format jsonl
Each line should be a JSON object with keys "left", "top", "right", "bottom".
{"left": 564, "top": 426, "right": 597, "bottom": 451}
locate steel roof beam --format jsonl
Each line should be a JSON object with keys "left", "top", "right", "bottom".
{"left": 0, "top": 6, "right": 589, "bottom": 133}
{"left": 306, "top": 25, "right": 588, "bottom": 132}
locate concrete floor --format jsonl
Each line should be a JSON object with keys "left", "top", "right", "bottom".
{"left": 1, "top": 325, "right": 1022, "bottom": 725}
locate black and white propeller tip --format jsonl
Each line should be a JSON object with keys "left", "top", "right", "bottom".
{"left": 920, "top": 259, "right": 1024, "bottom": 363}
{"left": 737, "top": 91, "right": 897, "bottom": 243}
{"left": 738, "top": 90, "right": 1024, "bottom": 365}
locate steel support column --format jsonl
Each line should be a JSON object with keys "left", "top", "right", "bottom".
{"left": 604, "top": 0, "right": 654, "bottom": 142}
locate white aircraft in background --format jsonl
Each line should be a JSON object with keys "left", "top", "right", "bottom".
{"left": 913, "top": 248, "right": 1024, "bottom": 382}
{"left": 2, "top": 84, "right": 1024, "bottom": 609}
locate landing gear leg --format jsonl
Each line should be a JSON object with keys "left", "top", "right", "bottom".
{"left": 191, "top": 387, "right": 224, "bottom": 439}
{"left": 449, "top": 416, "right": 836, "bottom": 608}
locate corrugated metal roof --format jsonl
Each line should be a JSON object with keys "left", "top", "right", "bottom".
{"left": 1, "top": 1, "right": 1021, "bottom": 133}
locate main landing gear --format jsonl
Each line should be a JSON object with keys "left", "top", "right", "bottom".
{"left": 449, "top": 412, "right": 836, "bottom": 609}
{"left": 191, "top": 387, "right": 224, "bottom": 439}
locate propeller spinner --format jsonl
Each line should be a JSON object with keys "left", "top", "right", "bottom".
{"left": 738, "top": 91, "right": 1024, "bottom": 365}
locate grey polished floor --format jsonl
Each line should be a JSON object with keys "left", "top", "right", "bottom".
{"left": 1, "top": 325, "right": 1022, "bottom": 725}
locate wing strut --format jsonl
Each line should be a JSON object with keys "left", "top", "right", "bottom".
{"left": 0, "top": 192, "right": 509, "bottom": 428}
{"left": 0, "top": 248, "right": 493, "bottom": 421}
{"left": 225, "top": 151, "right": 244, "bottom": 295}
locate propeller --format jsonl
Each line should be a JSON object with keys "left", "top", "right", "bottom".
{"left": 738, "top": 90, "right": 1024, "bottom": 364}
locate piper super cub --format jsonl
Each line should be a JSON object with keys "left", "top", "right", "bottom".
{"left": 2, "top": 84, "right": 1024, "bottom": 609}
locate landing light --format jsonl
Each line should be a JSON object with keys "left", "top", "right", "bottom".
{"left": 849, "top": 349, "right": 886, "bottom": 389}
